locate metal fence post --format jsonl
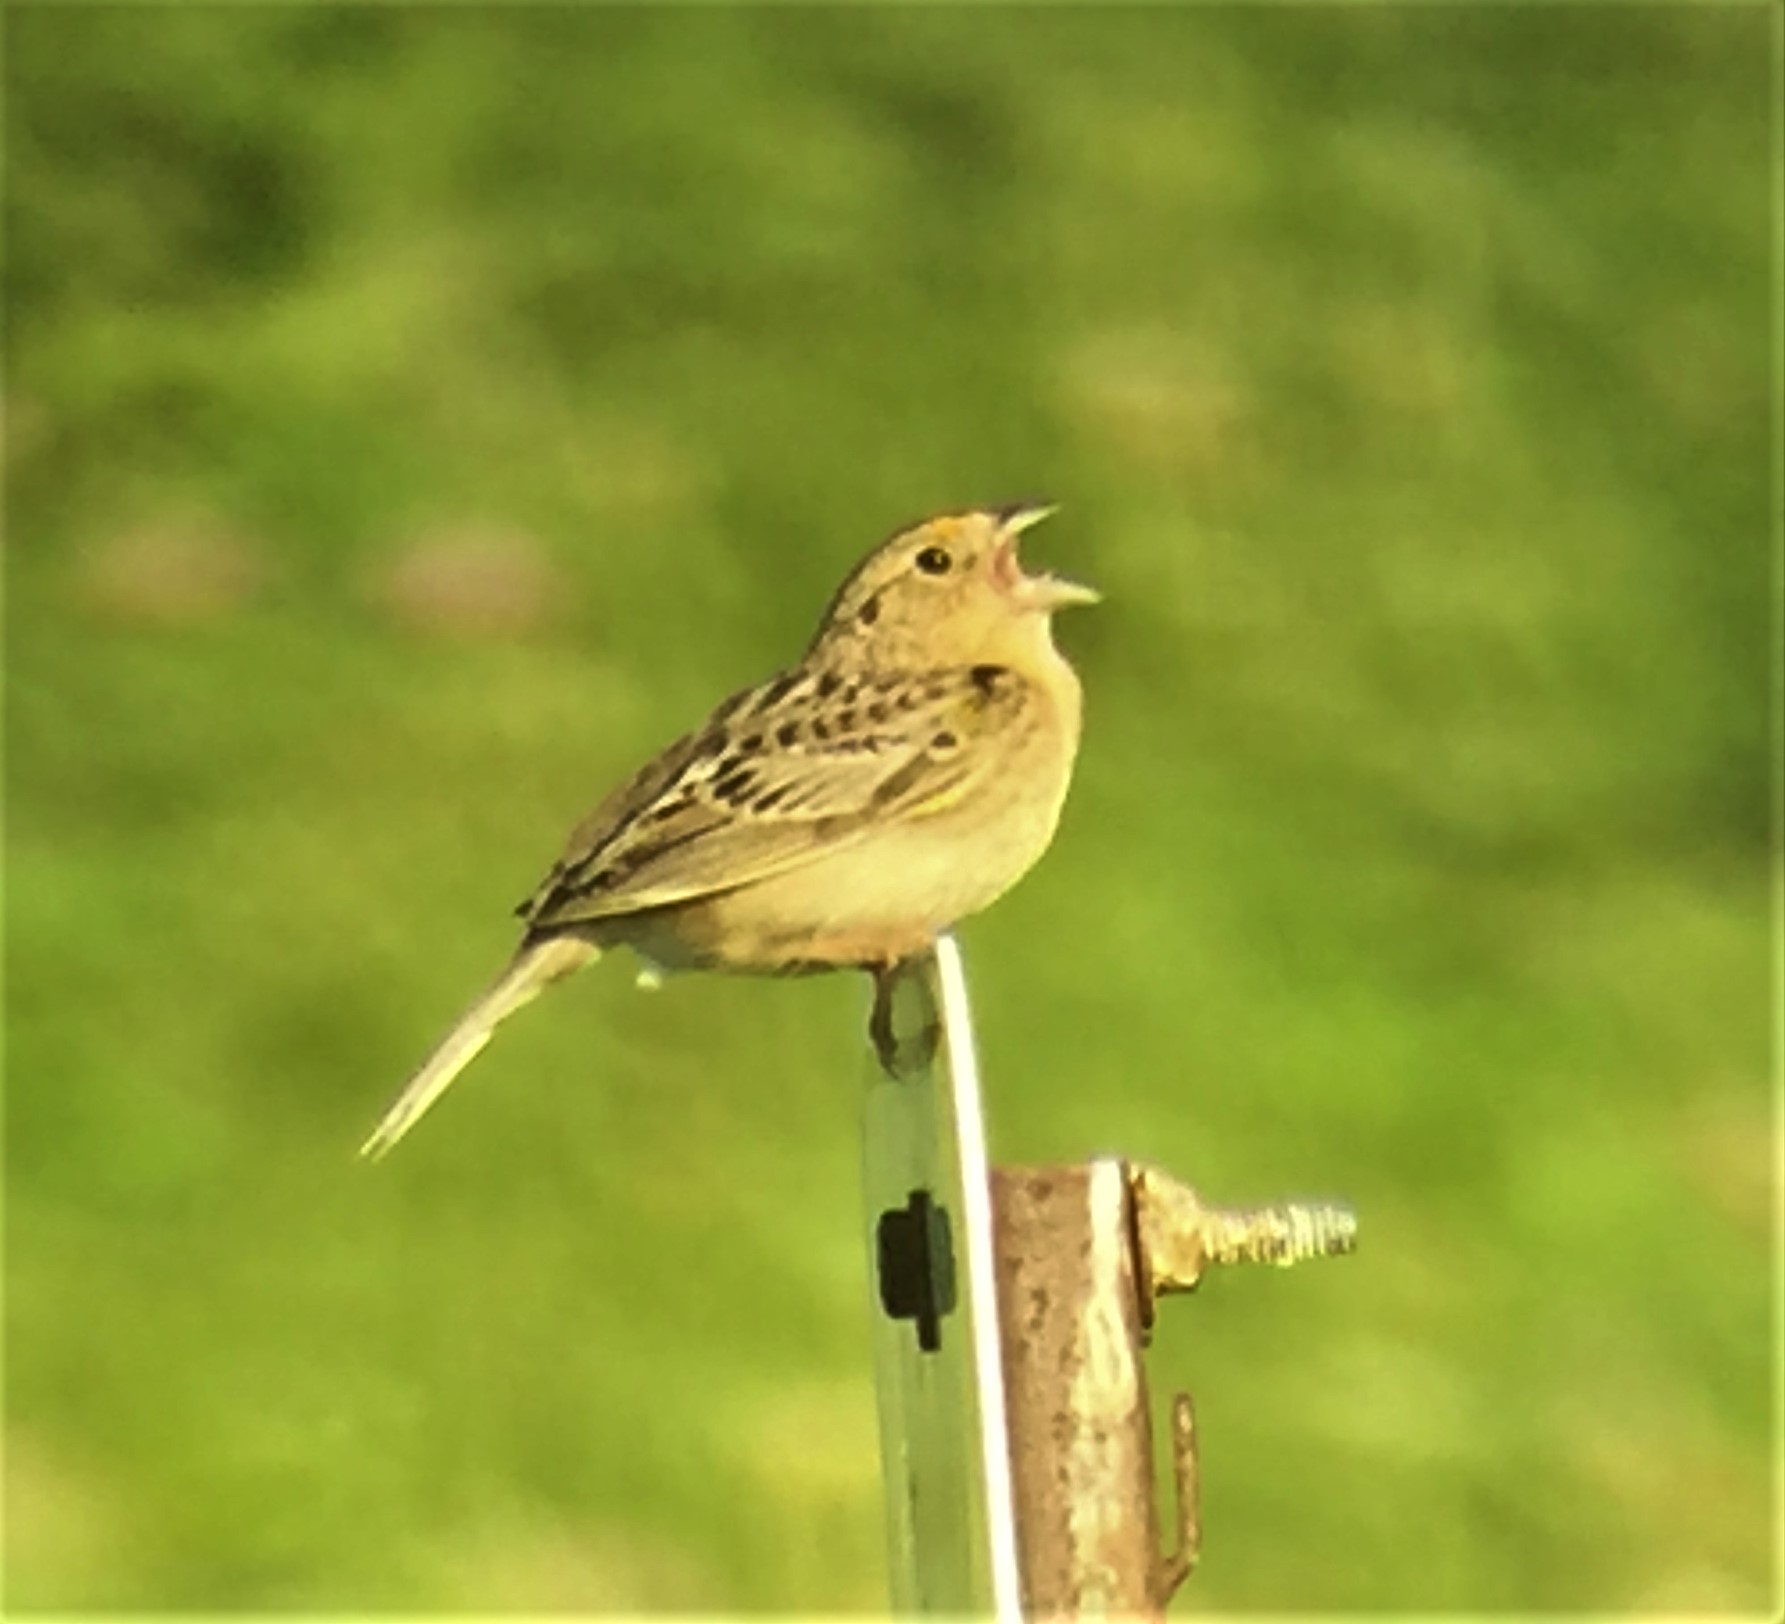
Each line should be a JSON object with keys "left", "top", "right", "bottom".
{"left": 861, "top": 940, "right": 1354, "bottom": 1616}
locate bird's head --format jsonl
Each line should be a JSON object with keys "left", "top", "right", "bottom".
{"left": 809, "top": 504, "right": 1098, "bottom": 667}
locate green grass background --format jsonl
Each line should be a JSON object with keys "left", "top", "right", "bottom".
{"left": 4, "top": 4, "right": 1777, "bottom": 1612}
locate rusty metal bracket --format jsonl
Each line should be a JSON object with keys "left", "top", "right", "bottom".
{"left": 1157, "top": 1390, "right": 1200, "bottom": 1597}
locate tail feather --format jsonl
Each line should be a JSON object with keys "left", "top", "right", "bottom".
{"left": 360, "top": 936, "right": 598, "bottom": 1161}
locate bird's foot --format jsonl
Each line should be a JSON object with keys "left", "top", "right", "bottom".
{"left": 869, "top": 959, "right": 940, "bottom": 1079}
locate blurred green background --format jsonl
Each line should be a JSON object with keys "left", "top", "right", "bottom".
{"left": 4, "top": 4, "right": 1776, "bottom": 1613}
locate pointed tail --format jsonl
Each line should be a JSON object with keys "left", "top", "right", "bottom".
{"left": 359, "top": 935, "right": 598, "bottom": 1161}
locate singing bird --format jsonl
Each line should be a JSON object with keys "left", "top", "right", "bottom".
{"left": 360, "top": 503, "right": 1097, "bottom": 1158}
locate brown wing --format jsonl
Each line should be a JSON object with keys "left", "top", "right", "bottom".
{"left": 518, "top": 663, "right": 1028, "bottom": 931}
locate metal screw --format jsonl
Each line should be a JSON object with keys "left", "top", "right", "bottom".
{"left": 1129, "top": 1163, "right": 1356, "bottom": 1313}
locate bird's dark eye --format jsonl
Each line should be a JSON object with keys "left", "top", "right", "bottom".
{"left": 915, "top": 544, "right": 953, "bottom": 576}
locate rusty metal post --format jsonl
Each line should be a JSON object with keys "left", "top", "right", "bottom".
{"left": 992, "top": 1161, "right": 1169, "bottom": 1616}
{"left": 991, "top": 1160, "right": 1357, "bottom": 1616}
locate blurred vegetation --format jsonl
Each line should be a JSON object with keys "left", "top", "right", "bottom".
{"left": 3, "top": 4, "right": 1776, "bottom": 1613}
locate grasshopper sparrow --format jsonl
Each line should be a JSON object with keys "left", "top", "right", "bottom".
{"left": 361, "top": 503, "right": 1097, "bottom": 1158}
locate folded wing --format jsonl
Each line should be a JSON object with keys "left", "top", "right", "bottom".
{"left": 519, "top": 664, "right": 1027, "bottom": 931}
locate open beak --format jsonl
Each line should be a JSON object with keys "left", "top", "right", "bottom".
{"left": 995, "top": 502, "right": 1101, "bottom": 612}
